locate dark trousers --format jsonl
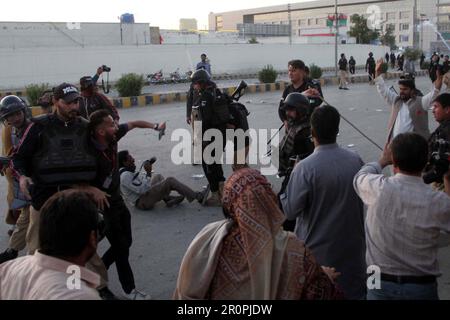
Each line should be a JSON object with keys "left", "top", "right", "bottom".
{"left": 201, "top": 128, "right": 226, "bottom": 192}
{"left": 349, "top": 66, "right": 355, "bottom": 74}
{"left": 101, "top": 196, "right": 135, "bottom": 294}
{"left": 278, "top": 171, "right": 296, "bottom": 232}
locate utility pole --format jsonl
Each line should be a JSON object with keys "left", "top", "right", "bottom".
{"left": 413, "top": 0, "right": 418, "bottom": 48}
{"left": 288, "top": 3, "right": 292, "bottom": 45}
{"left": 335, "top": 0, "right": 339, "bottom": 77}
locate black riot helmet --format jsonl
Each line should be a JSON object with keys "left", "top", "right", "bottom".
{"left": 283, "top": 93, "right": 310, "bottom": 118}
{"left": 191, "top": 69, "right": 211, "bottom": 84}
{"left": 0, "top": 95, "right": 27, "bottom": 121}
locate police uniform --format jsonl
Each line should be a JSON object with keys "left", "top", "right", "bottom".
{"left": 192, "top": 82, "right": 228, "bottom": 195}
{"left": 11, "top": 84, "right": 109, "bottom": 290}
{"left": 278, "top": 79, "right": 323, "bottom": 123}
{"left": 278, "top": 93, "right": 315, "bottom": 232}
{"left": 427, "top": 120, "right": 450, "bottom": 189}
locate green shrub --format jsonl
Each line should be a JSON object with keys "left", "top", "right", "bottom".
{"left": 258, "top": 65, "right": 278, "bottom": 83}
{"left": 248, "top": 37, "right": 259, "bottom": 44}
{"left": 403, "top": 47, "right": 422, "bottom": 61}
{"left": 309, "top": 64, "right": 323, "bottom": 79}
{"left": 25, "top": 83, "right": 50, "bottom": 106}
{"left": 115, "top": 73, "right": 145, "bottom": 97}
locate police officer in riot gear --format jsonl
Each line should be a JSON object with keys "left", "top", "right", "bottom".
{"left": 279, "top": 60, "right": 323, "bottom": 130}
{"left": 0, "top": 95, "right": 32, "bottom": 263}
{"left": 425, "top": 93, "right": 450, "bottom": 188}
{"left": 11, "top": 83, "right": 114, "bottom": 298}
{"left": 278, "top": 93, "right": 314, "bottom": 231}
{"left": 190, "top": 69, "right": 229, "bottom": 206}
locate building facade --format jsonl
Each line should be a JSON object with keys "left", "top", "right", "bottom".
{"left": 209, "top": 0, "right": 449, "bottom": 52}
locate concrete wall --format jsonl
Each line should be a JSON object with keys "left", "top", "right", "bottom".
{"left": 0, "top": 44, "right": 389, "bottom": 89}
{"left": 0, "top": 22, "right": 152, "bottom": 48}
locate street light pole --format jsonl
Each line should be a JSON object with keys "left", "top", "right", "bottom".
{"left": 288, "top": 3, "right": 292, "bottom": 45}
{"left": 335, "top": 0, "right": 338, "bottom": 77}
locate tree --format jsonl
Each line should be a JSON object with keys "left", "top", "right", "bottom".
{"left": 248, "top": 37, "right": 259, "bottom": 44}
{"left": 403, "top": 47, "right": 422, "bottom": 61}
{"left": 380, "top": 28, "right": 397, "bottom": 50}
{"left": 347, "top": 14, "right": 379, "bottom": 44}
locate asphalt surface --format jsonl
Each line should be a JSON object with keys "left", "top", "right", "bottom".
{"left": 1, "top": 75, "right": 450, "bottom": 300}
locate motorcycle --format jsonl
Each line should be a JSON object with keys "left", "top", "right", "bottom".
{"left": 169, "top": 68, "right": 182, "bottom": 83}
{"left": 147, "top": 70, "right": 164, "bottom": 84}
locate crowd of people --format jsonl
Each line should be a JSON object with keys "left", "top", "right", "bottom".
{"left": 1, "top": 50, "right": 450, "bottom": 301}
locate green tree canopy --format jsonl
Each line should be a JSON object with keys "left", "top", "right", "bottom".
{"left": 347, "top": 14, "right": 379, "bottom": 44}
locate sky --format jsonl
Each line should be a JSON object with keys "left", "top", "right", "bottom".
{"left": 0, "top": 0, "right": 312, "bottom": 30}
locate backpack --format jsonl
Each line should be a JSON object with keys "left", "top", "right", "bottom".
{"left": 228, "top": 102, "right": 250, "bottom": 131}
{"left": 210, "top": 88, "right": 231, "bottom": 126}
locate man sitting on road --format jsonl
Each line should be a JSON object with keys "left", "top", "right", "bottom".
{"left": 119, "top": 150, "right": 208, "bottom": 210}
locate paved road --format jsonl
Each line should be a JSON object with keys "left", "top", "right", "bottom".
{"left": 1, "top": 75, "right": 450, "bottom": 299}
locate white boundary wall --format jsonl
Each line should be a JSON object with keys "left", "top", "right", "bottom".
{"left": 0, "top": 44, "right": 388, "bottom": 89}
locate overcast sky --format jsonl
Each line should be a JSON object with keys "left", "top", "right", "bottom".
{"left": 1, "top": 0, "right": 312, "bottom": 30}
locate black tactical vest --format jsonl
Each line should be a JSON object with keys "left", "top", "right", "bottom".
{"left": 32, "top": 116, "right": 97, "bottom": 185}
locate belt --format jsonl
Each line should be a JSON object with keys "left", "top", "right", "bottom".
{"left": 380, "top": 273, "right": 436, "bottom": 284}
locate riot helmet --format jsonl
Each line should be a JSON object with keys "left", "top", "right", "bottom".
{"left": 0, "top": 95, "right": 27, "bottom": 121}
{"left": 283, "top": 93, "right": 310, "bottom": 118}
{"left": 191, "top": 69, "right": 211, "bottom": 84}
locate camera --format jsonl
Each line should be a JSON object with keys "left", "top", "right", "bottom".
{"left": 423, "top": 139, "right": 450, "bottom": 184}
{"left": 143, "top": 157, "right": 157, "bottom": 167}
{"left": 102, "top": 65, "right": 111, "bottom": 72}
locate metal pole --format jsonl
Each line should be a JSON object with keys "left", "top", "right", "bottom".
{"left": 288, "top": 3, "right": 292, "bottom": 45}
{"left": 413, "top": 0, "right": 418, "bottom": 48}
{"left": 335, "top": 0, "right": 338, "bottom": 77}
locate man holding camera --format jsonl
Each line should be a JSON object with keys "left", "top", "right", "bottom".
{"left": 118, "top": 150, "right": 208, "bottom": 210}
{"left": 78, "top": 75, "right": 119, "bottom": 121}
{"left": 374, "top": 59, "right": 443, "bottom": 143}
{"left": 354, "top": 133, "right": 450, "bottom": 300}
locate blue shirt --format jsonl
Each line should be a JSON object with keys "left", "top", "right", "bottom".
{"left": 196, "top": 62, "right": 211, "bottom": 75}
{"left": 281, "top": 143, "right": 366, "bottom": 299}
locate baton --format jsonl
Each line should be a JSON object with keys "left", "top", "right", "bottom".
{"left": 317, "top": 96, "right": 383, "bottom": 151}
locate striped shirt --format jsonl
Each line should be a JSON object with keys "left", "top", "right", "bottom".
{"left": 354, "top": 162, "right": 450, "bottom": 276}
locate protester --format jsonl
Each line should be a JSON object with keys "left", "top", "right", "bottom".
{"left": 281, "top": 105, "right": 366, "bottom": 299}
{"left": 174, "top": 168, "right": 343, "bottom": 300}
{"left": 354, "top": 133, "right": 450, "bottom": 300}
{"left": 0, "top": 190, "right": 101, "bottom": 300}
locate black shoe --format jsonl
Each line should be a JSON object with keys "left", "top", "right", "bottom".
{"left": 196, "top": 187, "right": 210, "bottom": 204}
{"left": 98, "top": 287, "right": 119, "bottom": 300}
{"left": 343, "top": 87, "right": 349, "bottom": 90}
{"left": 0, "top": 248, "right": 18, "bottom": 264}
{"left": 165, "top": 195, "right": 185, "bottom": 207}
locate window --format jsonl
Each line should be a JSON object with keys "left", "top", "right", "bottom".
{"left": 308, "top": 18, "right": 314, "bottom": 25}
{"left": 400, "top": 11, "right": 410, "bottom": 19}
{"left": 298, "top": 19, "right": 307, "bottom": 26}
{"left": 215, "top": 16, "right": 223, "bottom": 31}
{"left": 399, "top": 35, "right": 409, "bottom": 42}
{"left": 317, "top": 18, "right": 326, "bottom": 26}
{"left": 387, "top": 12, "right": 396, "bottom": 20}
{"left": 386, "top": 23, "right": 395, "bottom": 31}
{"left": 400, "top": 23, "right": 409, "bottom": 31}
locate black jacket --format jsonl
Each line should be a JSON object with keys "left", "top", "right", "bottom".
{"left": 278, "top": 79, "right": 323, "bottom": 122}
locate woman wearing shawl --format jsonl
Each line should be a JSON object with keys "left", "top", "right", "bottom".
{"left": 174, "top": 167, "right": 342, "bottom": 300}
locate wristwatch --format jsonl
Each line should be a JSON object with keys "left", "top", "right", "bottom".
{"left": 154, "top": 123, "right": 159, "bottom": 130}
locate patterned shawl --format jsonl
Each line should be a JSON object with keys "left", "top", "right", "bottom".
{"left": 173, "top": 168, "right": 342, "bottom": 300}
